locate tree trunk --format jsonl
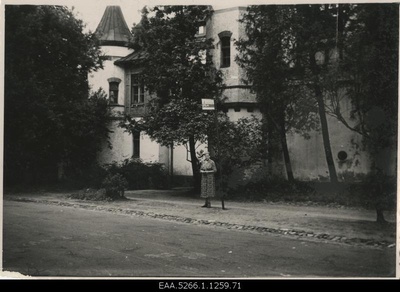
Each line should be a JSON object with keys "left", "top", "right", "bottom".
{"left": 315, "top": 87, "right": 338, "bottom": 183}
{"left": 376, "top": 208, "right": 386, "bottom": 224}
{"left": 189, "top": 135, "right": 201, "bottom": 193}
{"left": 310, "top": 53, "right": 338, "bottom": 183}
{"left": 266, "top": 115, "right": 274, "bottom": 165}
{"left": 375, "top": 176, "right": 387, "bottom": 223}
{"left": 279, "top": 115, "right": 295, "bottom": 182}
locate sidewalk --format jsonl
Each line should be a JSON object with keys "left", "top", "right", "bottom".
{"left": 3, "top": 188, "right": 397, "bottom": 249}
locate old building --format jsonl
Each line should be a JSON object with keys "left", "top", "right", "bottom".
{"left": 89, "top": 5, "right": 395, "bottom": 186}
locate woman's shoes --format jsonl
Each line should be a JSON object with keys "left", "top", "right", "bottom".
{"left": 201, "top": 201, "right": 211, "bottom": 208}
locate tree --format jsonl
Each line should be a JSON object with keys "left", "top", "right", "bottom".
{"left": 325, "top": 4, "right": 398, "bottom": 155}
{"left": 4, "top": 5, "right": 109, "bottom": 186}
{"left": 208, "top": 116, "right": 263, "bottom": 190}
{"left": 236, "top": 5, "right": 319, "bottom": 182}
{"left": 121, "top": 6, "right": 223, "bottom": 192}
{"left": 322, "top": 4, "right": 398, "bottom": 222}
{"left": 289, "top": 4, "right": 345, "bottom": 183}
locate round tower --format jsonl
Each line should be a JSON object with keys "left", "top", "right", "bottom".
{"left": 90, "top": 6, "right": 135, "bottom": 164}
{"left": 89, "top": 6, "right": 133, "bottom": 106}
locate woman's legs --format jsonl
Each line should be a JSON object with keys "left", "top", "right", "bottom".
{"left": 202, "top": 198, "right": 208, "bottom": 207}
{"left": 202, "top": 198, "right": 212, "bottom": 208}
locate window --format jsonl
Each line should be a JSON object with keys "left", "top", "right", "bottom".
{"left": 131, "top": 74, "right": 145, "bottom": 105}
{"left": 218, "top": 31, "right": 232, "bottom": 68}
{"left": 133, "top": 131, "right": 140, "bottom": 158}
{"left": 109, "top": 82, "right": 119, "bottom": 104}
{"left": 107, "top": 77, "right": 121, "bottom": 104}
{"left": 221, "top": 37, "right": 231, "bottom": 68}
{"left": 198, "top": 25, "right": 205, "bottom": 35}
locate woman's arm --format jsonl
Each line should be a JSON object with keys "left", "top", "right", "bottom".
{"left": 212, "top": 161, "right": 217, "bottom": 173}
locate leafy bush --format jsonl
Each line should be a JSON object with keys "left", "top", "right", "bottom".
{"left": 228, "top": 176, "right": 315, "bottom": 202}
{"left": 353, "top": 170, "right": 397, "bottom": 211}
{"left": 227, "top": 171, "right": 397, "bottom": 210}
{"left": 103, "top": 158, "right": 169, "bottom": 190}
{"left": 102, "top": 173, "right": 128, "bottom": 199}
{"left": 53, "top": 163, "right": 108, "bottom": 191}
{"left": 68, "top": 188, "right": 112, "bottom": 201}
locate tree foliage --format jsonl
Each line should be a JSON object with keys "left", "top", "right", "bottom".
{"left": 236, "top": 4, "right": 398, "bottom": 221}
{"left": 130, "top": 6, "right": 222, "bottom": 102}
{"left": 332, "top": 4, "right": 398, "bottom": 156}
{"left": 4, "top": 5, "right": 109, "bottom": 185}
{"left": 209, "top": 115, "right": 263, "bottom": 170}
{"left": 121, "top": 5, "right": 223, "bottom": 191}
{"left": 323, "top": 4, "right": 398, "bottom": 222}
{"left": 236, "top": 5, "right": 321, "bottom": 181}
{"left": 123, "top": 98, "right": 214, "bottom": 146}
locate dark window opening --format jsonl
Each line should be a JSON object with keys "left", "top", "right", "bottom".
{"left": 131, "top": 74, "right": 145, "bottom": 105}
{"left": 109, "top": 82, "right": 119, "bottom": 104}
{"left": 133, "top": 131, "right": 140, "bottom": 158}
{"left": 220, "top": 36, "right": 231, "bottom": 68}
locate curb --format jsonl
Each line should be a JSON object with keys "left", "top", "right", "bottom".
{"left": 7, "top": 197, "right": 396, "bottom": 249}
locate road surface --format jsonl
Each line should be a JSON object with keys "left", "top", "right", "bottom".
{"left": 2, "top": 200, "right": 396, "bottom": 278}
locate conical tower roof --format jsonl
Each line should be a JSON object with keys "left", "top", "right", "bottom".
{"left": 95, "top": 6, "right": 133, "bottom": 47}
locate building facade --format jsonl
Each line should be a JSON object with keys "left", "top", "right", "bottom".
{"left": 89, "top": 5, "right": 395, "bottom": 186}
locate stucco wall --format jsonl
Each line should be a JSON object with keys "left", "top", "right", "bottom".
{"left": 98, "top": 125, "right": 166, "bottom": 167}
{"left": 88, "top": 45, "right": 133, "bottom": 105}
{"left": 98, "top": 119, "right": 133, "bottom": 165}
{"left": 221, "top": 87, "right": 256, "bottom": 103}
{"left": 287, "top": 94, "right": 372, "bottom": 182}
{"left": 140, "top": 133, "right": 161, "bottom": 163}
{"left": 170, "top": 142, "right": 209, "bottom": 176}
{"left": 226, "top": 108, "right": 262, "bottom": 122}
{"left": 208, "top": 7, "right": 249, "bottom": 86}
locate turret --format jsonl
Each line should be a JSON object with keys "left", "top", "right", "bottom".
{"left": 89, "top": 5, "right": 133, "bottom": 107}
{"left": 95, "top": 6, "right": 132, "bottom": 47}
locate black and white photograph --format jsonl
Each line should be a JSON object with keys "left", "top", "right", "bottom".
{"left": 1, "top": 0, "right": 399, "bottom": 282}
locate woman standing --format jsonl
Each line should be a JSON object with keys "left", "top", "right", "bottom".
{"left": 200, "top": 152, "right": 217, "bottom": 208}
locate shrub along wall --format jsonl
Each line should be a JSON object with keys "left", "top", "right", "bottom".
{"left": 104, "top": 158, "right": 170, "bottom": 190}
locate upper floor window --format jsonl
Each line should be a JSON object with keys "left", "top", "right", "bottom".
{"left": 196, "top": 19, "right": 206, "bottom": 37}
{"left": 107, "top": 77, "right": 121, "bottom": 104}
{"left": 198, "top": 25, "right": 206, "bottom": 35}
{"left": 218, "top": 31, "right": 232, "bottom": 68}
{"left": 131, "top": 74, "right": 145, "bottom": 105}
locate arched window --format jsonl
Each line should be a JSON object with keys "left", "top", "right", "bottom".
{"left": 218, "top": 31, "right": 232, "bottom": 68}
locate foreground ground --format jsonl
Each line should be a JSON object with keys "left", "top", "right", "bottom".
{"left": 3, "top": 199, "right": 397, "bottom": 278}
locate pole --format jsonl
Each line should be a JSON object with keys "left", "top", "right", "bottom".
{"left": 202, "top": 98, "right": 226, "bottom": 210}
{"left": 214, "top": 104, "right": 226, "bottom": 210}
{"left": 170, "top": 143, "right": 174, "bottom": 187}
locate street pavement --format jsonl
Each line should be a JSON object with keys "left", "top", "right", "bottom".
{"left": 3, "top": 187, "right": 398, "bottom": 249}
{"left": 2, "top": 199, "right": 397, "bottom": 278}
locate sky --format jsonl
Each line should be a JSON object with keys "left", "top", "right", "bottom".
{"left": 2, "top": 0, "right": 387, "bottom": 33}
{"left": 1, "top": 0, "right": 247, "bottom": 33}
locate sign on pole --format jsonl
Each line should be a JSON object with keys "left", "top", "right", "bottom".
{"left": 201, "top": 99, "right": 215, "bottom": 110}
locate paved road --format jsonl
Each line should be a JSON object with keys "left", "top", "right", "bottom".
{"left": 2, "top": 200, "right": 396, "bottom": 278}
